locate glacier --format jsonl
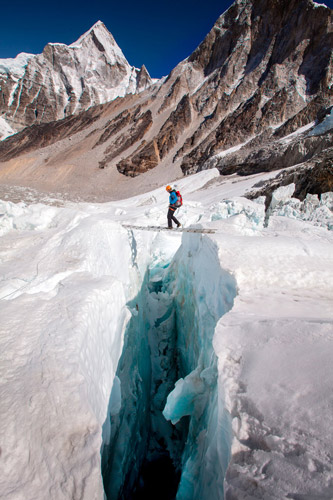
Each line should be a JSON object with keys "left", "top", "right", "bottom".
{"left": 0, "top": 169, "right": 332, "bottom": 499}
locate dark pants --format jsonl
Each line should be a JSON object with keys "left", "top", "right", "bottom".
{"left": 167, "top": 207, "right": 180, "bottom": 228}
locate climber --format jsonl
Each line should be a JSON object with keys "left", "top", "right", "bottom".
{"left": 166, "top": 185, "right": 181, "bottom": 229}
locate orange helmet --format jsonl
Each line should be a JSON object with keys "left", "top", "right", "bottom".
{"left": 166, "top": 185, "right": 172, "bottom": 191}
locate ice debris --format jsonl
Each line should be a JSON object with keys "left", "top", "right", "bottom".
{"left": 162, "top": 367, "right": 215, "bottom": 425}
{"left": 267, "top": 184, "right": 333, "bottom": 230}
{"left": 0, "top": 200, "right": 58, "bottom": 235}
{"left": 209, "top": 197, "right": 266, "bottom": 228}
{"left": 208, "top": 184, "right": 333, "bottom": 231}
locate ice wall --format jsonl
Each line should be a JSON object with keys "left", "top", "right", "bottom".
{"left": 102, "top": 231, "right": 183, "bottom": 499}
{"left": 102, "top": 229, "right": 237, "bottom": 499}
{"left": 102, "top": 286, "right": 152, "bottom": 498}
{"left": 163, "top": 233, "right": 237, "bottom": 500}
{"left": 0, "top": 204, "right": 136, "bottom": 500}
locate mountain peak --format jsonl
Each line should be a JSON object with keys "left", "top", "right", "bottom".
{"left": 70, "top": 20, "right": 115, "bottom": 48}
{"left": 0, "top": 20, "right": 153, "bottom": 137}
{"left": 91, "top": 20, "right": 105, "bottom": 29}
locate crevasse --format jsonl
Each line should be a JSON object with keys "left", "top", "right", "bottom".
{"left": 101, "top": 231, "right": 237, "bottom": 499}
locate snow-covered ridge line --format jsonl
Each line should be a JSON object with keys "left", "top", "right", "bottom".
{"left": 0, "top": 52, "right": 34, "bottom": 77}
{"left": 70, "top": 20, "right": 112, "bottom": 48}
{"left": 312, "top": 0, "right": 330, "bottom": 7}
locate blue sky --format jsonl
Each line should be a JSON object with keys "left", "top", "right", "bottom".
{"left": 1, "top": 0, "right": 332, "bottom": 78}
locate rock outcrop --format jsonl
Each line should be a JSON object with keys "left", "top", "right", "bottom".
{"left": 0, "top": 21, "right": 153, "bottom": 138}
{"left": 246, "top": 146, "right": 333, "bottom": 208}
{"left": 117, "top": 94, "right": 193, "bottom": 176}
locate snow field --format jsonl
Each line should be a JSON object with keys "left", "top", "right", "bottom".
{"left": 210, "top": 193, "right": 333, "bottom": 497}
{"left": 216, "top": 294, "right": 333, "bottom": 498}
{"left": 0, "top": 168, "right": 332, "bottom": 499}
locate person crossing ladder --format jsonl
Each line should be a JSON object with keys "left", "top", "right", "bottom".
{"left": 166, "top": 185, "right": 181, "bottom": 229}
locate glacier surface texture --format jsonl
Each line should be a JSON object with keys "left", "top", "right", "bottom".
{"left": 0, "top": 169, "right": 332, "bottom": 499}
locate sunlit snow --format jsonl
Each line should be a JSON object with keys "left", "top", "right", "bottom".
{"left": 0, "top": 117, "right": 15, "bottom": 140}
{"left": 0, "top": 169, "right": 332, "bottom": 499}
{"left": 0, "top": 52, "right": 34, "bottom": 78}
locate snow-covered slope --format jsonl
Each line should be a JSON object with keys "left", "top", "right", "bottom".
{"left": 0, "top": 52, "right": 34, "bottom": 79}
{"left": 0, "top": 169, "right": 332, "bottom": 499}
{"left": 0, "top": 117, "right": 15, "bottom": 140}
{"left": 0, "top": 21, "right": 153, "bottom": 138}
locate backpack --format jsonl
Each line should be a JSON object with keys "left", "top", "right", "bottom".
{"left": 174, "top": 190, "right": 183, "bottom": 208}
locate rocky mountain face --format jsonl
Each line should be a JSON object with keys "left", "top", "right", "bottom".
{"left": 0, "top": 0, "right": 331, "bottom": 201}
{"left": 0, "top": 21, "right": 153, "bottom": 138}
